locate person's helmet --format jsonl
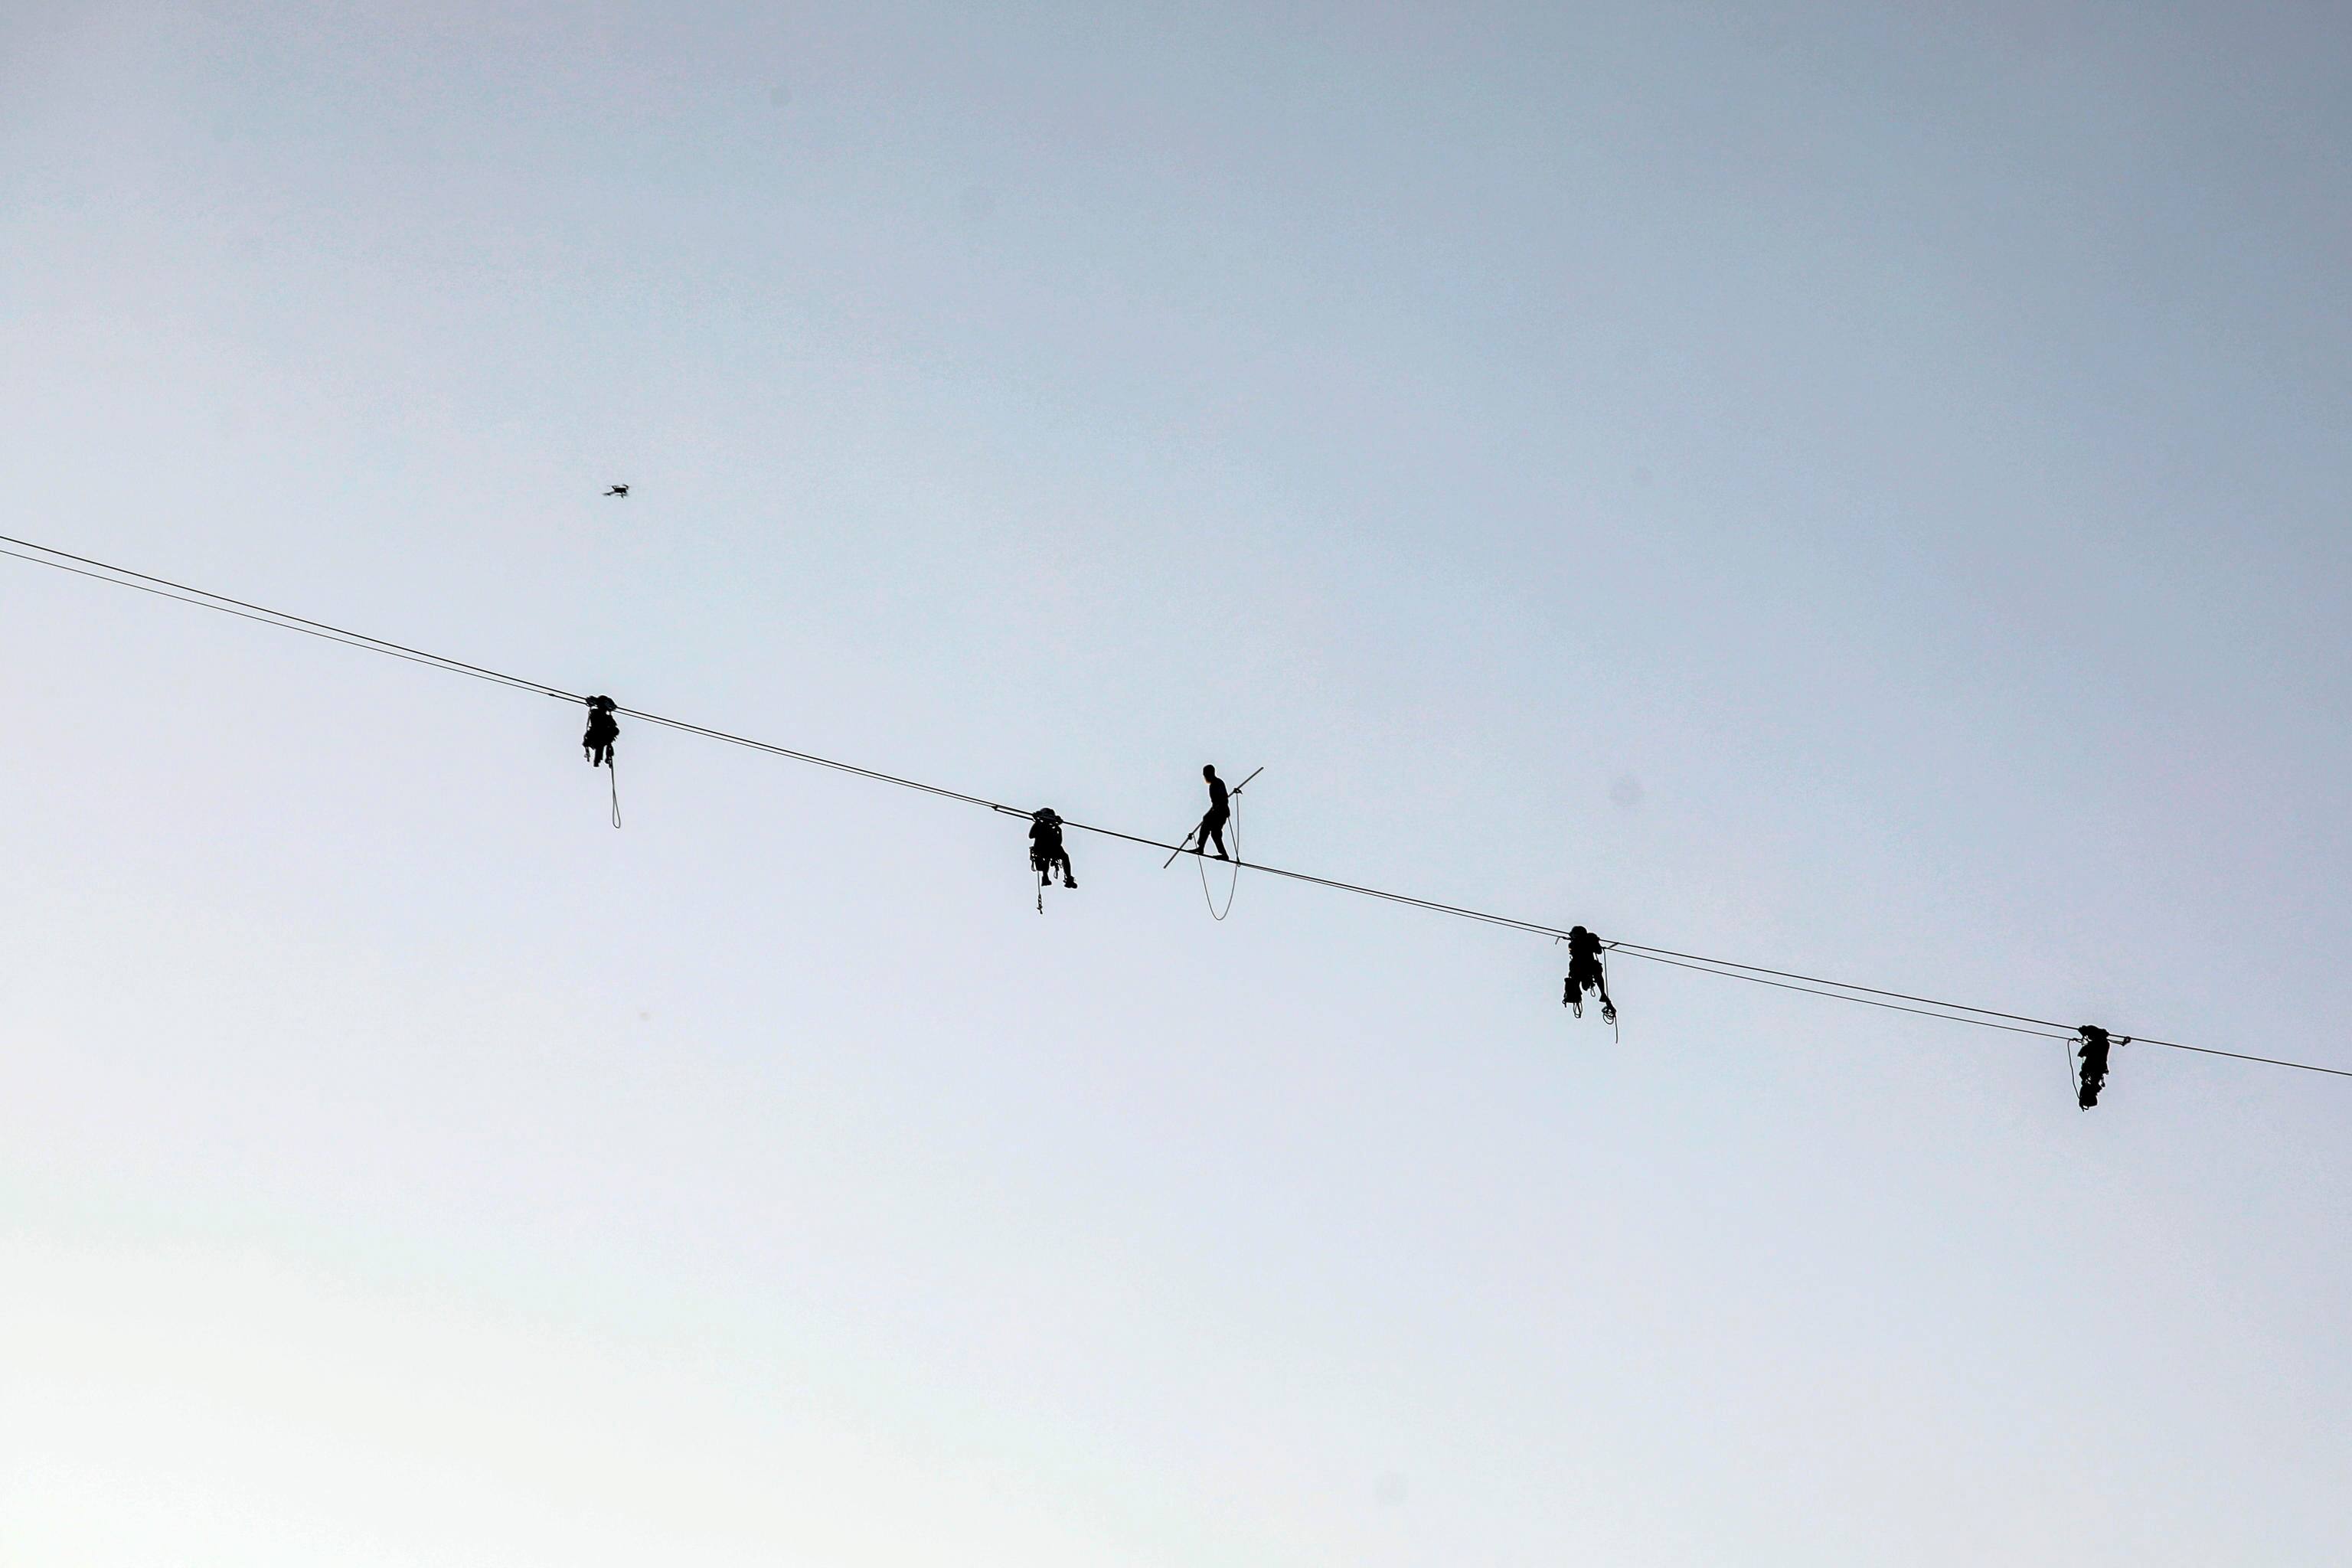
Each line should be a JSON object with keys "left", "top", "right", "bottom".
{"left": 1033, "top": 807, "right": 1060, "bottom": 824}
{"left": 1203, "top": 764, "right": 1217, "bottom": 777}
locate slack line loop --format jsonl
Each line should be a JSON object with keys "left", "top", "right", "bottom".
{"left": 5, "top": 530, "right": 2348, "bottom": 1086}
{"left": 1197, "top": 789, "right": 1241, "bottom": 920}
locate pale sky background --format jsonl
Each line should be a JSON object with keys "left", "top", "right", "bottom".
{"left": 5, "top": 3, "right": 2350, "bottom": 1563}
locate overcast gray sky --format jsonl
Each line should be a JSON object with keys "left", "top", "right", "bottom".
{"left": 5, "top": 3, "right": 2350, "bottom": 1563}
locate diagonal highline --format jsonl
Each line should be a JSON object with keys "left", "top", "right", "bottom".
{"left": 6, "top": 531, "right": 2345, "bottom": 1082}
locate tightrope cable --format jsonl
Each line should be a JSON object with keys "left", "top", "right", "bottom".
{"left": 1609, "top": 948, "right": 2078, "bottom": 1040}
{"left": 7, "top": 532, "right": 2345, "bottom": 1083}
{"left": 0, "top": 547, "right": 570, "bottom": 701}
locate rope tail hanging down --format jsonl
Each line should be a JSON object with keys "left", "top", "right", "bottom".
{"left": 1602, "top": 942, "right": 1620, "bottom": 1044}
{"left": 608, "top": 757, "right": 622, "bottom": 829}
{"left": 1197, "top": 789, "right": 1241, "bottom": 920}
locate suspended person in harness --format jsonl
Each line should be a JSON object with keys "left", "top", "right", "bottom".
{"left": 1194, "top": 765, "right": 1232, "bottom": 860}
{"left": 582, "top": 695, "right": 619, "bottom": 768}
{"left": 1562, "top": 926, "right": 1617, "bottom": 1024}
{"left": 1029, "top": 808, "right": 1076, "bottom": 906}
{"left": 2075, "top": 1024, "right": 2128, "bottom": 1109}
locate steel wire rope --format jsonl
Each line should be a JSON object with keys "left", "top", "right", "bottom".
{"left": 1606, "top": 938, "right": 2072, "bottom": 1031}
{"left": 1606, "top": 948, "right": 2078, "bottom": 1040}
{"left": 0, "top": 534, "right": 575, "bottom": 699}
{"left": 6, "top": 532, "right": 2347, "bottom": 1082}
{"left": 2112, "top": 1034, "right": 2352, "bottom": 1080}
{"left": 0, "top": 547, "right": 569, "bottom": 701}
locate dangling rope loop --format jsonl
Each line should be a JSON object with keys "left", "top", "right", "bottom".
{"left": 608, "top": 756, "right": 622, "bottom": 829}
{"left": 1196, "top": 792, "right": 1241, "bottom": 920}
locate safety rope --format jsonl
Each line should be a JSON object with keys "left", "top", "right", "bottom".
{"left": 1603, "top": 947, "right": 1620, "bottom": 1044}
{"left": 608, "top": 757, "right": 622, "bottom": 830}
{"left": 1196, "top": 795, "right": 1241, "bottom": 920}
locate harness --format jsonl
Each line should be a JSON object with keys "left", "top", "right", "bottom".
{"left": 2072, "top": 1024, "right": 2128, "bottom": 1109}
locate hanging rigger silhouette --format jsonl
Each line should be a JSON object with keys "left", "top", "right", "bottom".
{"left": 2075, "top": 1024, "right": 2127, "bottom": 1109}
{"left": 4, "top": 529, "right": 2344, "bottom": 1114}
{"left": 581, "top": 694, "right": 622, "bottom": 828}
{"left": 1028, "top": 807, "right": 1076, "bottom": 911}
{"left": 582, "top": 695, "right": 619, "bottom": 766}
{"left": 1562, "top": 925, "right": 1617, "bottom": 1027}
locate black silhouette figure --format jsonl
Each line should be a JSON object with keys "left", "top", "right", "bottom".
{"left": 2076, "top": 1024, "right": 2128, "bottom": 1109}
{"left": 1562, "top": 925, "right": 1617, "bottom": 1024}
{"left": 605, "top": 484, "right": 629, "bottom": 497}
{"left": 1194, "top": 765, "right": 1232, "bottom": 860}
{"left": 1029, "top": 807, "right": 1076, "bottom": 899}
{"left": 582, "top": 695, "right": 619, "bottom": 767}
